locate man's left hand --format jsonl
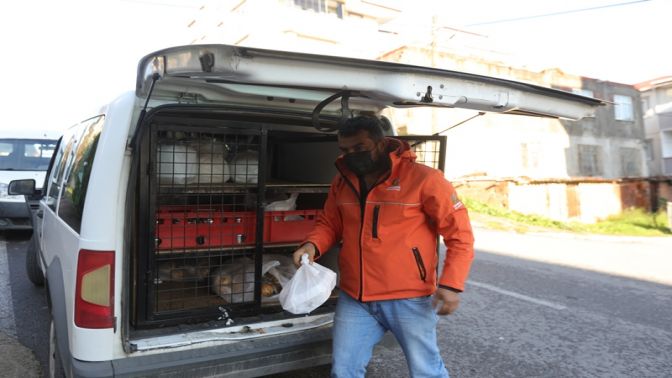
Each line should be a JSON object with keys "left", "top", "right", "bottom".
{"left": 432, "top": 287, "right": 460, "bottom": 316}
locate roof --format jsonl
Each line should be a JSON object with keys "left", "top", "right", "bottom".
{"left": 634, "top": 76, "right": 672, "bottom": 91}
{"left": 0, "top": 130, "right": 61, "bottom": 140}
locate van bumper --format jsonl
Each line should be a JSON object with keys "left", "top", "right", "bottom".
{"left": 0, "top": 201, "right": 32, "bottom": 230}
{"left": 70, "top": 326, "right": 332, "bottom": 377}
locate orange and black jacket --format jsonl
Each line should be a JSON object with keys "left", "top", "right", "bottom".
{"left": 304, "top": 138, "right": 474, "bottom": 302}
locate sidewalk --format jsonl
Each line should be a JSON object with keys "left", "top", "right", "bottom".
{"left": 473, "top": 225, "right": 672, "bottom": 286}
{"left": 0, "top": 331, "right": 41, "bottom": 377}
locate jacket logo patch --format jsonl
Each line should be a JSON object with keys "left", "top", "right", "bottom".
{"left": 387, "top": 178, "right": 401, "bottom": 191}
{"left": 451, "top": 192, "right": 463, "bottom": 210}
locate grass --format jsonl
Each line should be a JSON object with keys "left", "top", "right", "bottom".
{"left": 462, "top": 198, "right": 672, "bottom": 237}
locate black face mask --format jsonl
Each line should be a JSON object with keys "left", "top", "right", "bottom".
{"left": 343, "top": 150, "right": 385, "bottom": 176}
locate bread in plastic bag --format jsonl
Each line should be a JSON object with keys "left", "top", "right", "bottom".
{"left": 211, "top": 255, "right": 297, "bottom": 304}
{"left": 279, "top": 254, "right": 337, "bottom": 314}
{"left": 212, "top": 257, "right": 280, "bottom": 303}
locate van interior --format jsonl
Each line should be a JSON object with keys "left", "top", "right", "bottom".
{"left": 128, "top": 107, "right": 446, "bottom": 334}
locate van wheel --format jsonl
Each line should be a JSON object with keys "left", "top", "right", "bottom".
{"left": 25, "top": 237, "right": 44, "bottom": 286}
{"left": 49, "top": 319, "right": 65, "bottom": 378}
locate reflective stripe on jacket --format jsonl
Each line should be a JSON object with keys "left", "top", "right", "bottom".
{"left": 305, "top": 138, "right": 474, "bottom": 302}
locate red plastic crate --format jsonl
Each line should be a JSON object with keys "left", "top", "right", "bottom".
{"left": 155, "top": 207, "right": 320, "bottom": 250}
{"left": 264, "top": 209, "right": 320, "bottom": 244}
{"left": 155, "top": 207, "right": 256, "bottom": 250}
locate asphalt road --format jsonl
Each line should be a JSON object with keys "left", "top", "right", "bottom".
{"left": 2, "top": 228, "right": 671, "bottom": 378}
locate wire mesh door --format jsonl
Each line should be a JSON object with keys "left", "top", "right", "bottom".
{"left": 395, "top": 135, "right": 447, "bottom": 172}
{"left": 145, "top": 124, "right": 266, "bottom": 322}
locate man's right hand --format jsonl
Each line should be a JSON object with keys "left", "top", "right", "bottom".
{"left": 292, "top": 243, "right": 317, "bottom": 267}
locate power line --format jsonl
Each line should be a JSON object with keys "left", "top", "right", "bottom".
{"left": 466, "top": 0, "right": 651, "bottom": 27}
{"left": 119, "top": 0, "right": 201, "bottom": 8}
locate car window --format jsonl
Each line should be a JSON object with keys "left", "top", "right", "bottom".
{"left": 58, "top": 116, "right": 104, "bottom": 233}
{"left": 0, "top": 142, "right": 14, "bottom": 170}
{"left": 0, "top": 139, "right": 56, "bottom": 171}
{"left": 0, "top": 142, "right": 12, "bottom": 156}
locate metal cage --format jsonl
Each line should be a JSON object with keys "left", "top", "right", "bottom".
{"left": 133, "top": 115, "right": 446, "bottom": 327}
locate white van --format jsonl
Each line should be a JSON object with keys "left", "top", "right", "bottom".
{"left": 9, "top": 44, "right": 603, "bottom": 377}
{"left": 1, "top": 132, "right": 58, "bottom": 231}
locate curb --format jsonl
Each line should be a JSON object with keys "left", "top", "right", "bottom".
{"left": 471, "top": 223, "right": 672, "bottom": 244}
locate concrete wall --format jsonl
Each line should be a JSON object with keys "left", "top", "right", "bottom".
{"left": 574, "top": 183, "right": 622, "bottom": 222}
{"left": 506, "top": 182, "right": 623, "bottom": 223}
{"left": 508, "top": 183, "right": 572, "bottom": 220}
{"left": 453, "top": 180, "right": 509, "bottom": 208}
{"left": 456, "top": 178, "right": 667, "bottom": 223}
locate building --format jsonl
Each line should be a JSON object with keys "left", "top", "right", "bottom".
{"left": 637, "top": 77, "right": 672, "bottom": 177}
{"left": 183, "top": 0, "right": 659, "bottom": 221}
{"left": 185, "top": 0, "right": 402, "bottom": 59}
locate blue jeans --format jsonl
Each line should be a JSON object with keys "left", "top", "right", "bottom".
{"left": 331, "top": 292, "right": 449, "bottom": 378}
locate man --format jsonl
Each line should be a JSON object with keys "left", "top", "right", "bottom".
{"left": 293, "top": 115, "right": 474, "bottom": 378}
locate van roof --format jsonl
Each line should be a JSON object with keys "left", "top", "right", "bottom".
{"left": 0, "top": 130, "right": 61, "bottom": 140}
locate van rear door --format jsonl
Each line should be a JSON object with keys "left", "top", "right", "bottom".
{"left": 136, "top": 44, "right": 604, "bottom": 122}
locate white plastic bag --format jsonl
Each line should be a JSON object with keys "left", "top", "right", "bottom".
{"left": 279, "top": 254, "right": 337, "bottom": 314}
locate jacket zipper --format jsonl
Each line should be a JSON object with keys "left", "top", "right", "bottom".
{"left": 372, "top": 205, "right": 380, "bottom": 239}
{"left": 336, "top": 166, "right": 366, "bottom": 301}
{"left": 336, "top": 165, "right": 388, "bottom": 301}
{"left": 412, "top": 247, "right": 427, "bottom": 282}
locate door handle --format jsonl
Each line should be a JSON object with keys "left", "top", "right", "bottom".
{"left": 37, "top": 210, "right": 44, "bottom": 218}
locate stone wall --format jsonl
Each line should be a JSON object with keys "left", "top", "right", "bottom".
{"left": 454, "top": 177, "right": 671, "bottom": 223}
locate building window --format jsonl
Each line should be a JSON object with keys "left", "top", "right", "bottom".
{"left": 662, "top": 130, "right": 672, "bottom": 158}
{"left": 572, "top": 88, "right": 594, "bottom": 98}
{"left": 641, "top": 96, "right": 650, "bottom": 113}
{"left": 293, "top": 0, "right": 326, "bottom": 12}
{"left": 645, "top": 139, "right": 654, "bottom": 161}
{"left": 578, "top": 144, "right": 603, "bottom": 177}
{"left": 619, "top": 147, "right": 642, "bottom": 177}
{"left": 521, "top": 142, "right": 540, "bottom": 170}
{"left": 614, "top": 95, "right": 634, "bottom": 121}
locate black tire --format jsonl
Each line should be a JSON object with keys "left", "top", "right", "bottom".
{"left": 25, "top": 235, "right": 44, "bottom": 286}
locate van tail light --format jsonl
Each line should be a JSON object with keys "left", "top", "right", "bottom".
{"left": 75, "top": 249, "right": 115, "bottom": 329}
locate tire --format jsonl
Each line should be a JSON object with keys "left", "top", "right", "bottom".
{"left": 49, "top": 318, "right": 66, "bottom": 378}
{"left": 25, "top": 235, "right": 44, "bottom": 286}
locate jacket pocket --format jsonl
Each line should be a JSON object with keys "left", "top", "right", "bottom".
{"left": 411, "top": 247, "right": 427, "bottom": 282}
{"left": 372, "top": 205, "right": 380, "bottom": 239}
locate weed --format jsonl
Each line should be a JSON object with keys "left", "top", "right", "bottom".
{"left": 463, "top": 198, "right": 672, "bottom": 237}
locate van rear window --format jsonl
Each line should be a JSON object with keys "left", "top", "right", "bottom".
{"left": 59, "top": 117, "right": 105, "bottom": 233}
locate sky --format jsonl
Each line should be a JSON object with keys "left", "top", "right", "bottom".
{"left": 430, "top": 0, "right": 670, "bottom": 84}
{"left": 0, "top": 0, "right": 668, "bottom": 133}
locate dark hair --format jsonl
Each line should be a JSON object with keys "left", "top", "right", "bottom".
{"left": 338, "top": 116, "right": 385, "bottom": 142}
